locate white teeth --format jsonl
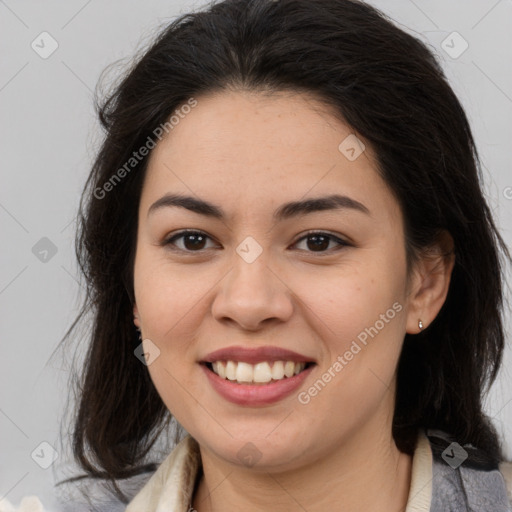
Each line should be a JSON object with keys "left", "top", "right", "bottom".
{"left": 225, "top": 360, "right": 237, "bottom": 381}
{"left": 236, "top": 362, "right": 254, "bottom": 383}
{"left": 216, "top": 361, "right": 226, "bottom": 379}
{"left": 284, "top": 361, "right": 295, "bottom": 378}
{"left": 294, "top": 363, "right": 305, "bottom": 375}
{"left": 209, "top": 360, "right": 308, "bottom": 383}
{"left": 253, "top": 362, "right": 272, "bottom": 383}
{"left": 271, "top": 361, "right": 285, "bottom": 380}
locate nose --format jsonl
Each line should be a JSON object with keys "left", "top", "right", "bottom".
{"left": 211, "top": 248, "right": 294, "bottom": 332}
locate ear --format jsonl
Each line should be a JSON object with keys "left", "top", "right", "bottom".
{"left": 133, "top": 304, "right": 141, "bottom": 329}
{"left": 405, "top": 230, "right": 455, "bottom": 334}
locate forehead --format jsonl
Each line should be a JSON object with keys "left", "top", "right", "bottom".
{"left": 141, "top": 90, "right": 398, "bottom": 224}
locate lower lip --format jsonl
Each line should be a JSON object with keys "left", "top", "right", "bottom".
{"left": 201, "top": 364, "right": 314, "bottom": 406}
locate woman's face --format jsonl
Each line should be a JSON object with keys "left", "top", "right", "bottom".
{"left": 133, "top": 90, "right": 420, "bottom": 471}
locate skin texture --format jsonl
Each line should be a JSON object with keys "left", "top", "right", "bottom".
{"left": 132, "top": 90, "right": 454, "bottom": 512}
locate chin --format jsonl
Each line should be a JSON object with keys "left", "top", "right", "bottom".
{"left": 198, "top": 429, "right": 312, "bottom": 471}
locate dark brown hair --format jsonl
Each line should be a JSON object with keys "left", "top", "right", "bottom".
{"left": 57, "top": 0, "right": 511, "bottom": 505}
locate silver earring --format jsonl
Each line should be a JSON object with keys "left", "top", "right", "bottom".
{"left": 418, "top": 320, "right": 424, "bottom": 330}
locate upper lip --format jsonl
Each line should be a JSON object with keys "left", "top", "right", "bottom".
{"left": 201, "top": 345, "right": 316, "bottom": 364}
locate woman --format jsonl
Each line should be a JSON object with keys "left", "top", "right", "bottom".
{"left": 47, "top": 0, "right": 512, "bottom": 510}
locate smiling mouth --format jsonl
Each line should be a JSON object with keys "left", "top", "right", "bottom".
{"left": 203, "top": 360, "right": 315, "bottom": 385}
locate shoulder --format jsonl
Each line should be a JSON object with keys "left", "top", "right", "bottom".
{"left": 0, "top": 496, "right": 47, "bottom": 512}
{"left": 126, "top": 434, "right": 201, "bottom": 511}
{"left": 499, "top": 460, "right": 512, "bottom": 507}
{"left": 0, "top": 438, "right": 199, "bottom": 512}
{"left": 424, "top": 428, "right": 512, "bottom": 510}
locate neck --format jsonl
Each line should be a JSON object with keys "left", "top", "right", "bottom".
{"left": 192, "top": 423, "right": 413, "bottom": 512}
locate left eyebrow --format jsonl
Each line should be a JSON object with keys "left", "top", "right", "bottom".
{"left": 147, "top": 193, "right": 371, "bottom": 221}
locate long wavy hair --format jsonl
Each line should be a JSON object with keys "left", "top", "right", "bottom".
{"left": 56, "top": 0, "right": 511, "bottom": 505}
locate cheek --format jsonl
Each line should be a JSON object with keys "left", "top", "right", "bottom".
{"left": 133, "top": 260, "right": 208, "bottom": 410}
{"left": 296, "top": 270, "right": 406, "bottom": 424}
{"left": 134, "top": 252, "right": 205, "bottom": 335}
{"left": 296, "top": 260, "right": 407, "bottom": 416}
{"left": 133, "top": 254, "right": 208, "bottom": 419}
{"left": 296, "top": 262, "right": 405, "bottom": 348}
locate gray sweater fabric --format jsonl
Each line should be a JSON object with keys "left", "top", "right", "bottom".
{"left": 427, "top": 429, "right": 511, "bottom": 511}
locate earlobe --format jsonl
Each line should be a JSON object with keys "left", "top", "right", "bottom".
{"left": 133, "top": 304, "right": 141, "bottom": 328}
{"left": 405, "top": 230, "right": 455, "bottom": 334}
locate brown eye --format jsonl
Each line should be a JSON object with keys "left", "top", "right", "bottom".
{"left": 292, "top": 232, "right": 348, "bottom": 253}
{"left": 164, "top": 230, "right": 215, "bottom": 252}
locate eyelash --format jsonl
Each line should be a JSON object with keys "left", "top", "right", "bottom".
{"left": 162, "top": 229, "right": 350, "bottom": 255}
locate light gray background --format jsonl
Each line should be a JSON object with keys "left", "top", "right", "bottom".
{"left": 1, "top": 0, "right": 511, "bottom": 509}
